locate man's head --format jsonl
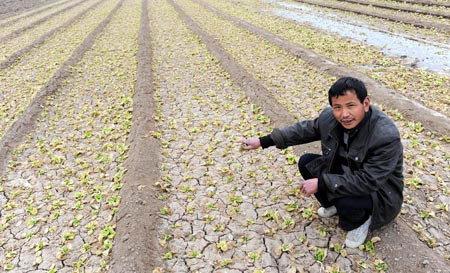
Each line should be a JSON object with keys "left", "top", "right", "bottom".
{"left": 328, "top": 77, "right": 370, "bottom": 130}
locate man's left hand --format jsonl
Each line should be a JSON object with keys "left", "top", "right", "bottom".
{"left": 300, "top": 178, "right": 318, "bottom": 197}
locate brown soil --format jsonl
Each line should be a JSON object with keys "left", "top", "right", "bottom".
{"left": 109, "top": 0, "right": 165, "bottom": 271}
{"left": 1, "top": 0, "right": 449, "bottom": 272}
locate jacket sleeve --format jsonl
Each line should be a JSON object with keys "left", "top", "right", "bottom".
{"left": 270, "top": 118, "right": 321, "bottom": 149}
{"left": 322, "top": 135, "right": 402, "bottom": 199}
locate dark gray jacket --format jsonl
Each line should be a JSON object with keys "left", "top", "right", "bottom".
{"left": 270, "top": 106, "right": 403, "bottom": 229}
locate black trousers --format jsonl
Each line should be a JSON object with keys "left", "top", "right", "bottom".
{"left": 298, "top": 153, "right": 372, "bottom": 231}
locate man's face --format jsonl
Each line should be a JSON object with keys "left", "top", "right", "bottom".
{"left": 331, "top": 90, "right": 370, "bottom": 130}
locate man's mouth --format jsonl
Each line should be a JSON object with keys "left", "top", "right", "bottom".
{"left": 341, "top": 119, "right": 354, "bottom": 126}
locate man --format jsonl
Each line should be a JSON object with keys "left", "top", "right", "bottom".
{"left": 241, "top": 77, "right": 403, "bottom": 248}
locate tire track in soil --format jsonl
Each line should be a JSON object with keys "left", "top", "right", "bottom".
{"left": 341, "top": 0, "right": 450, "bottom": 19}
{"left": 109, "top": 0, "right": 165, "bottom": 271}
{"left": 194, "top": 0, "right": 450, "bottom": 137}
{"left": 0, "top": 0, "right": 90, "bottom": 43}
{"left": 0, "top": 0, "right": 107, "bottom": 70}
{"left": 0, "top": 0, "right": 125, "bottom": 176}
{"left": 0, "top": 0, "right": 72, "bottom": 29}
{"left": 294, "top": 0, "right": 450, "bottom": 33}
{"left": 167, "top": 0, "right": 450, "bottom": 271}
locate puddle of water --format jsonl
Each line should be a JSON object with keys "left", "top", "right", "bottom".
{"left": 267, "top": 0, "right": 450, "bottom": 76}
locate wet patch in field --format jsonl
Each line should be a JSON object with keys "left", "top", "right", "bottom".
{"left": 269, "top": 0, "right": 450, "bottom": 75}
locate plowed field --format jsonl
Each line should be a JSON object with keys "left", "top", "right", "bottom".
{"left": 0, "top": 0, "right": 449, "bottom": 272}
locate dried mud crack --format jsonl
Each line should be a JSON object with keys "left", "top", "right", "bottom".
{"left": 1, "top": 0, "right": 449, "bottom": 272}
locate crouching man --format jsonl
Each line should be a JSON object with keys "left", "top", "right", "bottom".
{"left": 241, "top": 77, "right": 404, "bottom": 248}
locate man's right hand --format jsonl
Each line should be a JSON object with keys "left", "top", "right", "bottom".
{"left": 239, "top": 137, "right": 261, "bottom": 150}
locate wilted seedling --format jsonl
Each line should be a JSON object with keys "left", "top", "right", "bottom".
{"left": 214, "top": 224, "right": 225, "bottom": 232}
{"left": 187, "top": 249, "right": 201, "bottom": 258}
{"left": 314, "top": 248, "right": 327, "bottom": 262}
{"left": 248, "top": 252, "right": 261, "bottom": 262}
{"left": 301, "top": 208, "right": 313, "bottom": 220}
{"left": 218, "top": 258, "right": 232, "bottom": 267}
{"left": 374, "top": 259, "right": 388, "bottom": 272}
{"left": 318, "top": 226, "right": 327, "bottom": 237}
{"left": 285, "top": 201, "right": 300, "bottom": 212}
{"left": 160, "top": 207, "right": 171, "bottom": 215}
{"left": 216, "top": 240, "right": 230, "bottom": 252}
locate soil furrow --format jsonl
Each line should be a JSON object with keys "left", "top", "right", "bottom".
{"left": 341, "top": 0, "right": 450, "bottom": 19}
{"left": 294, "top": 0, "right": 450, "bottom": 33}
{"left": 195, "top": 0, "right": 450, "bottom": 136}
{"left": 0, "top": 0, "right": 125, "bottom": 175}
{"left": 0, "top": 0, "right": 90, "bottom": 43}
{"left": 109, "top": 0, "right": 164, "bottom": 271}
{"left": 0, "top": 0, "right": 107, "bottom": 70}
{"left": 0, "top": 0, "right": 72, "bottom": 29}
{"left": 0, "top": 0, "right": 139, "bottom": 270}
{"left": 164, "top": 0, "right": 450, "bottom": 267}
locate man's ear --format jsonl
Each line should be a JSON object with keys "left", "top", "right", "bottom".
{"left": 364, "top": 96, "right": 371, "bottom": 112}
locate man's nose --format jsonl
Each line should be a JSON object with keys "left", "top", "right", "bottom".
{"left": 342, "top": 108, "right": 350, "bottom": 117}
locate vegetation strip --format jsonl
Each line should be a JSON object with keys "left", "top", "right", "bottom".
{"left": 0, "top": 0, "right": 90, "bottom": 43}
{"left": 0, "top": 0, "right": 72, "bottom": 29}
{"left": 294, "top": 0, "right": 450, "bottom": 33}
{"left": 341, "top": 0, "right": 450, "bottom": 19}
{"left": 0, "top": 0, "right": 125, "bottom": 175}
{"left": 109, "top": 0, "right": 164, "bottom": 271}
{"left": 195, "top": 0, "right": 450, "bottom": 136}
{"left": 0, "top": 0, "right": 107, "bottom": 70}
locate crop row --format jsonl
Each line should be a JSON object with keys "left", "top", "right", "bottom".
{"left": 0, "top": 0, "right": 139, "bottom": 271}
{"left": 150, "top": 0, "right": 388, "bottom": 271}
{"left": 175, "top": 0, "right": 450, "bottom": 261}
{"left": 0, "top": 0, "right": 119, "bottom": 140}
{"left": 202, "top": 0, "right": 450, "bottom": 124}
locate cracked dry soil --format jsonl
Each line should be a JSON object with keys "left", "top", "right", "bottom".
{"left": 1, "top": 0, "right": 450, "bottom": 272}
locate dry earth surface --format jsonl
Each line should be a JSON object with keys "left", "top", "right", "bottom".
{"left": 0, "top": 0, "right": 449, "bottom": 272}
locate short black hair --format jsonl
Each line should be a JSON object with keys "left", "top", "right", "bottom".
{"left": 328, "top": 77, "right": 367, "bottom": 105}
